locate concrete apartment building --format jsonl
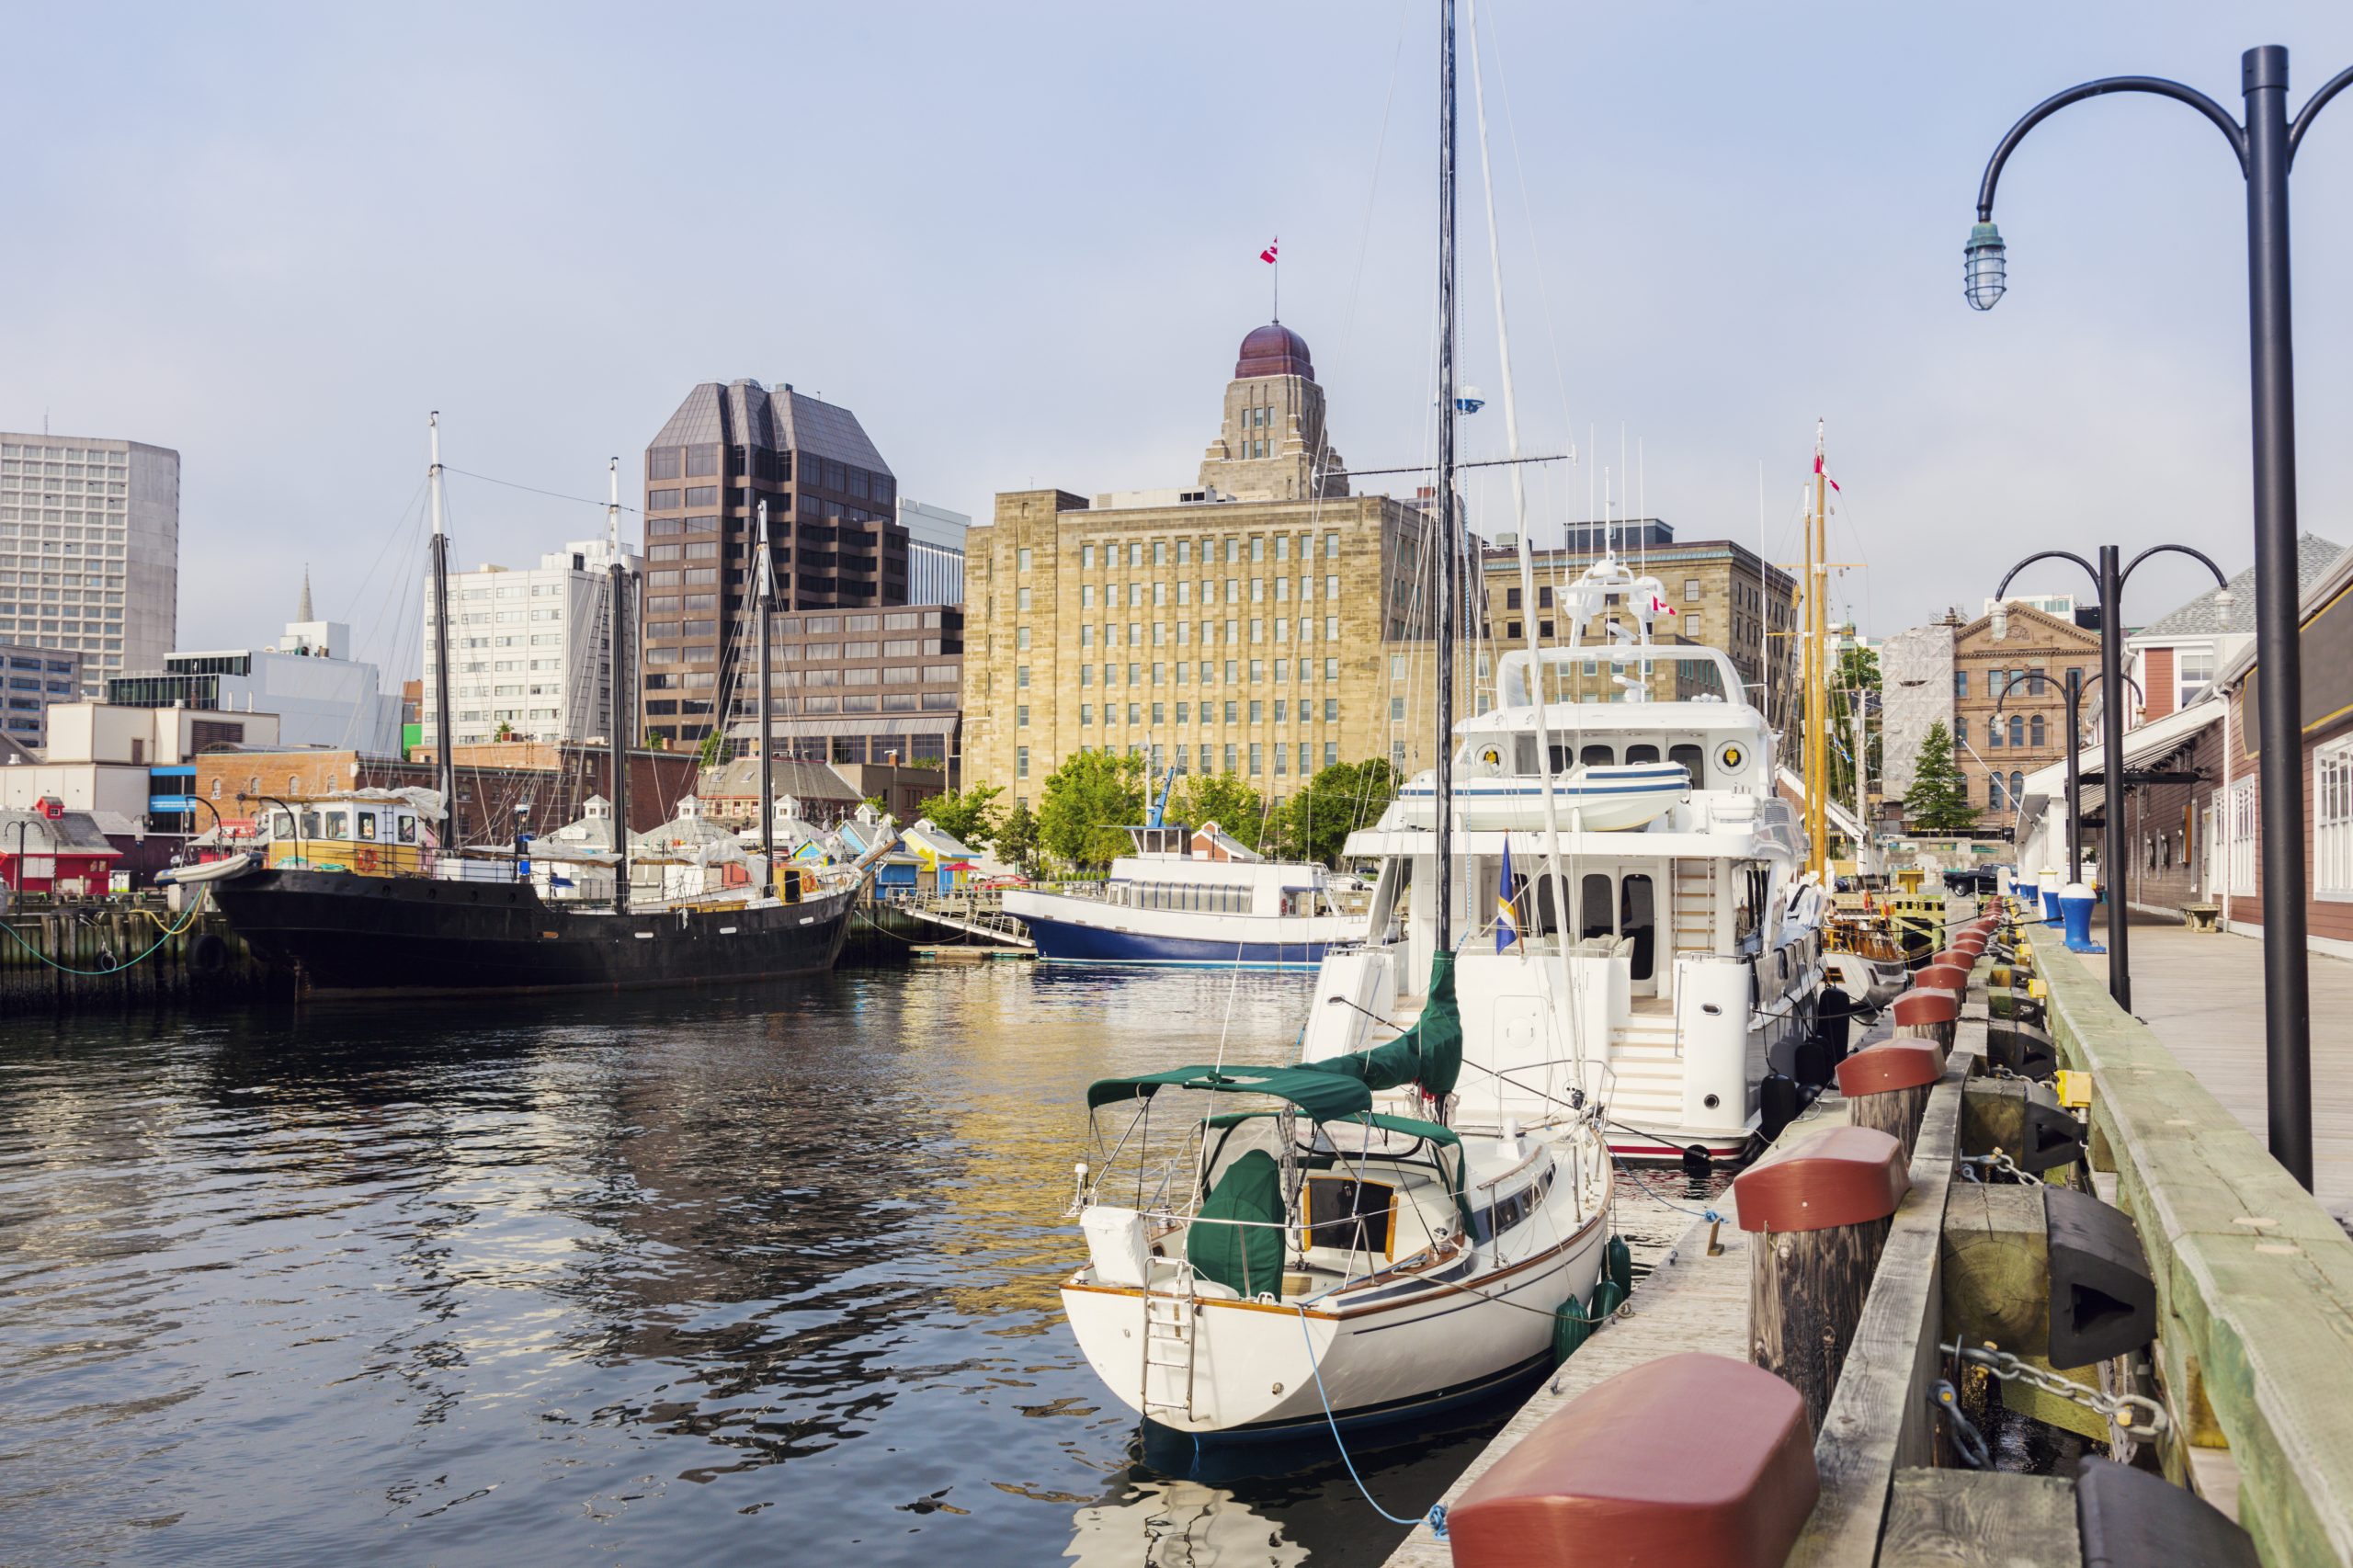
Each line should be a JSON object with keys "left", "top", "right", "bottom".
{"left": 0, "top": 643, "right": 82, "bottom": 746}
{"left": 640, "top": 380, "right": 914, "bottom": 750}
{"left": 0, "top": 433, "right": 178, "bottom": 699}
{"left": 964, "top": 322, "right": 1444, "bottom": 802}
{"left": 420, "top": 539, "right": 640, "bottom": 750}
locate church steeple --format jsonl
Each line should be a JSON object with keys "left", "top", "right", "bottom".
{"left": 297, "top": 564, "right": 314, "bottom": 623}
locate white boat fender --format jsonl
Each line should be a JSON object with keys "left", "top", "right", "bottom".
{"left": 1081, "top": 1205, "right": 1152, "bottom": 1289}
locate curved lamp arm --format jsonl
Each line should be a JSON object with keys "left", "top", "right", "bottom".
{"left": 1978, "top": 75, "right": 2248, "bottom": 220}
{"left": 2290, "top": 63, "right": 2353, "bottom": 163}
{"left": 2121, "top": 541, "right": 2230, "bottom": 592}
{"left": 1995, "top": 549, "right": 2098, "bottom": 600}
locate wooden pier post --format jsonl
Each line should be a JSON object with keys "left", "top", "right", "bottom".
{"left": 1734, "top": 1125, "right": 1910, "bottom": 1435}
{"left": 1444, "top": 1353, "right": 1818, "bottom": 1568}
{"left": 1891, "top": 988, "right": 1960, "bottom": 1055}
{"left": 1836, "top": 1041, "right": 1945, "bottom": 1161}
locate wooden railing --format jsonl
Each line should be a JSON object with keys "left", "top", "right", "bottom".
{"left": 2036, "top": 941, "right": 2353, "bottom": 1565}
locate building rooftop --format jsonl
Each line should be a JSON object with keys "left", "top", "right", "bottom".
{"left": 1235, "top": 323, "right": 1313, "bottom": 380}
{"left": 2132, "top": 532, "right": 2346, "bottom": 640}
{"left": 648, "top": 380, "right": 893, "bottom": 475}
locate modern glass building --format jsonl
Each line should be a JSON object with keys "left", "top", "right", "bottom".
{"left": 640, "top": 381, "right": 914, "bottom": 748}
{"left": 0, "top": 434, "right": 179, "bottom": 699}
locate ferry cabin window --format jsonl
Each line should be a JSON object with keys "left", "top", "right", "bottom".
{"left": 357, "top": 812, "right": 378, "bottom": 841}
{"left": 1670, "top": 743, "right": 1704, "bottom": 788}
{"left": 1581, "top": 744, "right": 1616, "bottom": 767}
{"left": 270, "top": 810, "right": 294, "bottom": 838}
{"left": 324, "top": 812, "right": 347, "bottom": 838}
{"left": 299, "top": 812, "right": 321, "bottom": 839}
{"left": 397, "top": 814, "right": 417, "bottom": 844}
{"left": 1626, "top": 744, "right": 1661, "bottom": 765}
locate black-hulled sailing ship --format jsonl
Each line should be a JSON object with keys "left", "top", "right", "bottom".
{"left": 184, "top": 416, "right": 884, "bottom": 996}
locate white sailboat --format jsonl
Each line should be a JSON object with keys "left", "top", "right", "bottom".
{"left": 1058, "top": 0, "right": 1616, "bottom": 1446}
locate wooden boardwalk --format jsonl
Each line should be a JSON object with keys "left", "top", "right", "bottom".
{"left": 1381, "top": 1096, "right": 1858, "bottom": 1568}
{"left": 2064, "top": 923, "right": 2353, "bottom": 1226}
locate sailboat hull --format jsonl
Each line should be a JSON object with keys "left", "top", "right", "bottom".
{"left": 209, "top": 866, "right": 856, "bottom": 995}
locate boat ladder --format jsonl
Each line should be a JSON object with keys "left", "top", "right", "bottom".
{"left": 1140, "top": 1281, "right": 1200, "bottom": 1423}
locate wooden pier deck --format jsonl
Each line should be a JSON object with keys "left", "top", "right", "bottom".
{"left": 2064, "top": 921, "right": 2353, "bottom": 1226}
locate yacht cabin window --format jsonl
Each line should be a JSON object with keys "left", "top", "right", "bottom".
{"left": 1670, "top": 744, "right": 1705, "bottom": 788}
{"left": 1581, "top": 744, "right": 1615, "bottom": 767}
{"left": 1626, "top": 744, "right": 1660, "bottom": 765}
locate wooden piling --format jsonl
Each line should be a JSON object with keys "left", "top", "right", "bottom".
{"left": 1734, "top": 1125, "right": 1910, "bottom": 1436}
{"left": 1891, "top": 987, "right": 1960, "bottom": 1054}
{"left": 1835, "top": 1041, "right": 1945, "bottom": 1161}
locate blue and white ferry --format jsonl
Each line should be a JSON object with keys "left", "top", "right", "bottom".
{"left": 1002, "top": 823, "right": 1368, "bottom": 968}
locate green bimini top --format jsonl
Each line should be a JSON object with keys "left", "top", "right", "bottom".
{"left": 1085, "top": 1063, "right": 1375, "bottom": 1124}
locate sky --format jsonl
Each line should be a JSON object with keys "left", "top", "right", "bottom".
{"left": 8, "top": 1, "right": 2353, "bottom": 676}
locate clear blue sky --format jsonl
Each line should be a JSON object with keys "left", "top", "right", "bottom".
{"left": 8, "top": 2, "right": 2353, "bottom": 671}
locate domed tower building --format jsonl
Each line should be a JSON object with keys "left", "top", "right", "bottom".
{"left": 1198, "top": 323, "right": 1351, "bottom": 503}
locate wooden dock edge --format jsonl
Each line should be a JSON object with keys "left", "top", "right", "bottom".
{"left": 1785, "top": 1008, "right": 1976, "bottom": 1568}
{"left": 2038, "top": 942, "right": 2353, "bottom": 1568}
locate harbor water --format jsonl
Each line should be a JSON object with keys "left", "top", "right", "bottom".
{"left": 0, "top": 963, "right": 1716, "bottom": 1566}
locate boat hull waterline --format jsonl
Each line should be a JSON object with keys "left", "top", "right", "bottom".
{"left": 1062, "top": 1219, "right": 1604, "bottom": 1443}
{"left": 209, "top": 866, "right": 856, "bottom": 994}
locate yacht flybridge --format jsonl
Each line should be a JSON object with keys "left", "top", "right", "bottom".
{"left": 1300, "top": 558, "right": 1824, "bottom": 1162}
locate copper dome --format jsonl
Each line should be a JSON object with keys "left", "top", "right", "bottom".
{"left": 1235, "top": 322, "right": 1313, "bottom": 380}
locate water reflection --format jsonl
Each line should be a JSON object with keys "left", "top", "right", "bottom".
{"left": 0, "top": 963, "right": 1726, "bottom": 1568}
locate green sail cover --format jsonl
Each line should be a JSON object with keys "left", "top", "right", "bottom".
{"left": 1303, "top": 949, "right": 1462, "bottom": 1100}
{"left": 1186, "top": 1148, "right": 1286, "bottom": 1300}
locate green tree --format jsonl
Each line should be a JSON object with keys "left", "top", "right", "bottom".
{"left": 995, "top": 800, "right": 1042, "bottom": 876}
{"left": 916, "top": 782, "right": 1004, "bottom": 849}
{"left": 1904, "top": 720, "right": 1979, "bottom": 834}
{"left": 1038, "top": 749, "right": 1147, "bottom": 871}
{"left": 697, "top": 731, "right": 724, "bottom": 767}
{"left": 1170, "top": 771, "right": 1268, "bottom": 849}
{"left": 1283, "top": 758, "right": 1402, "bottom": 866}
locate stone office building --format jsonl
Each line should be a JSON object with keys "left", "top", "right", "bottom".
{"left": 964, "top": 323, "right": 1445, "bottom": 803}
{"left": 639, "top": 380, "right": 913, "bottom": 750}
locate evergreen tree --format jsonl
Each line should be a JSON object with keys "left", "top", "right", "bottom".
{"left": 1905, "top": 720, "right": 1978, "bottom": 834}
{"left": 995, "top": 800, "right": 1042, "bottom": 876}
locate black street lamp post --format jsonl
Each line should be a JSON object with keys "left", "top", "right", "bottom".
{"left": 1966, "top": 46, "right": 2350, "bottom": 1189}
{"left": 1995, "top": 546, "right": 2227, "bottom": 1012}
{"left": 1993, "top": 668, "right": 2144, "bottom": 890}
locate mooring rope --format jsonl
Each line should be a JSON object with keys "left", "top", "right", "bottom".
{"left": 1292, "top": 1305, "right": 1450, "bottom": 1540}
{"left": 0, "top": 891, "right": 209, "bottom": 976}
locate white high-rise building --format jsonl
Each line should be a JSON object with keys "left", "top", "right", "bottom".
{"left": 899, "top": 497, "right": 968, "bottom": 605}
{"left": 0, "top": 434, "right": 179, "bottom": 699}
{"left": 422, "top": 538, "right": 642, "bottom": 749}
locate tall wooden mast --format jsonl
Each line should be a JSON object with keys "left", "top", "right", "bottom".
{"left": 1805, "top": 421, "right": 1830, "bottom": 880}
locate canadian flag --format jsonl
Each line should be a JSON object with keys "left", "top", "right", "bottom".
{"left": 1260, "top": 237, "right": 1279, "bottom": 265}
{"left": 1645, "top": 591, "right": 1679, "bottom": 617}
{"left": 1814, "top": 451, "right": 1842, "bottom": 493}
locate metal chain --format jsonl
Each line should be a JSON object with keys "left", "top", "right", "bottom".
{"left": 1960, "top": 1152, "right": 2044, "bottom": 1187}
{"left": 1940, "top": 1340, "right": 2168, "bottom": 1435}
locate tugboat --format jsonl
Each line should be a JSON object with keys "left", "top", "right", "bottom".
{"left": 182, "top": 425, "right": 887, "bottom": 996}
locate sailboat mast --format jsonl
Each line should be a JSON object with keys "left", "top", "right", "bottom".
{"left": 426, "top": 413, "right": 456, "bottom": 825}
{"left": 607, "top": 458, "right": 631, "bottom": 913}
{"left": 1466, "top": 0, "right": 1570, "bottom": 994}
{"left": 1433, "top": 0, "right": 1459, "bottom": 955}
{"left": 1806, "top": 421, "right": 1829, "bottom": 879}
{"left": 756, "top": 497, "right": 776, "bottom": 869}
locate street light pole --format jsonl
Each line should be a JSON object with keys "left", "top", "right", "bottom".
{"left": 1996, "top": 546, "right": 2225, "bottom": 1013}
{"left": 1966, "top": 46, "right": 2351, "bottom": 1187}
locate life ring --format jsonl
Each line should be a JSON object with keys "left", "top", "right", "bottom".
{"left": 355, "top": 846, "right": 381, "bottom": 873}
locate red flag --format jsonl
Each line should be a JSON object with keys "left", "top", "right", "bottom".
{"left": 1813, "top": 452, "right": 1842, "bottom": 493}
{"left": 1260, "top": 238, "right": 1279, "bottom": 264}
